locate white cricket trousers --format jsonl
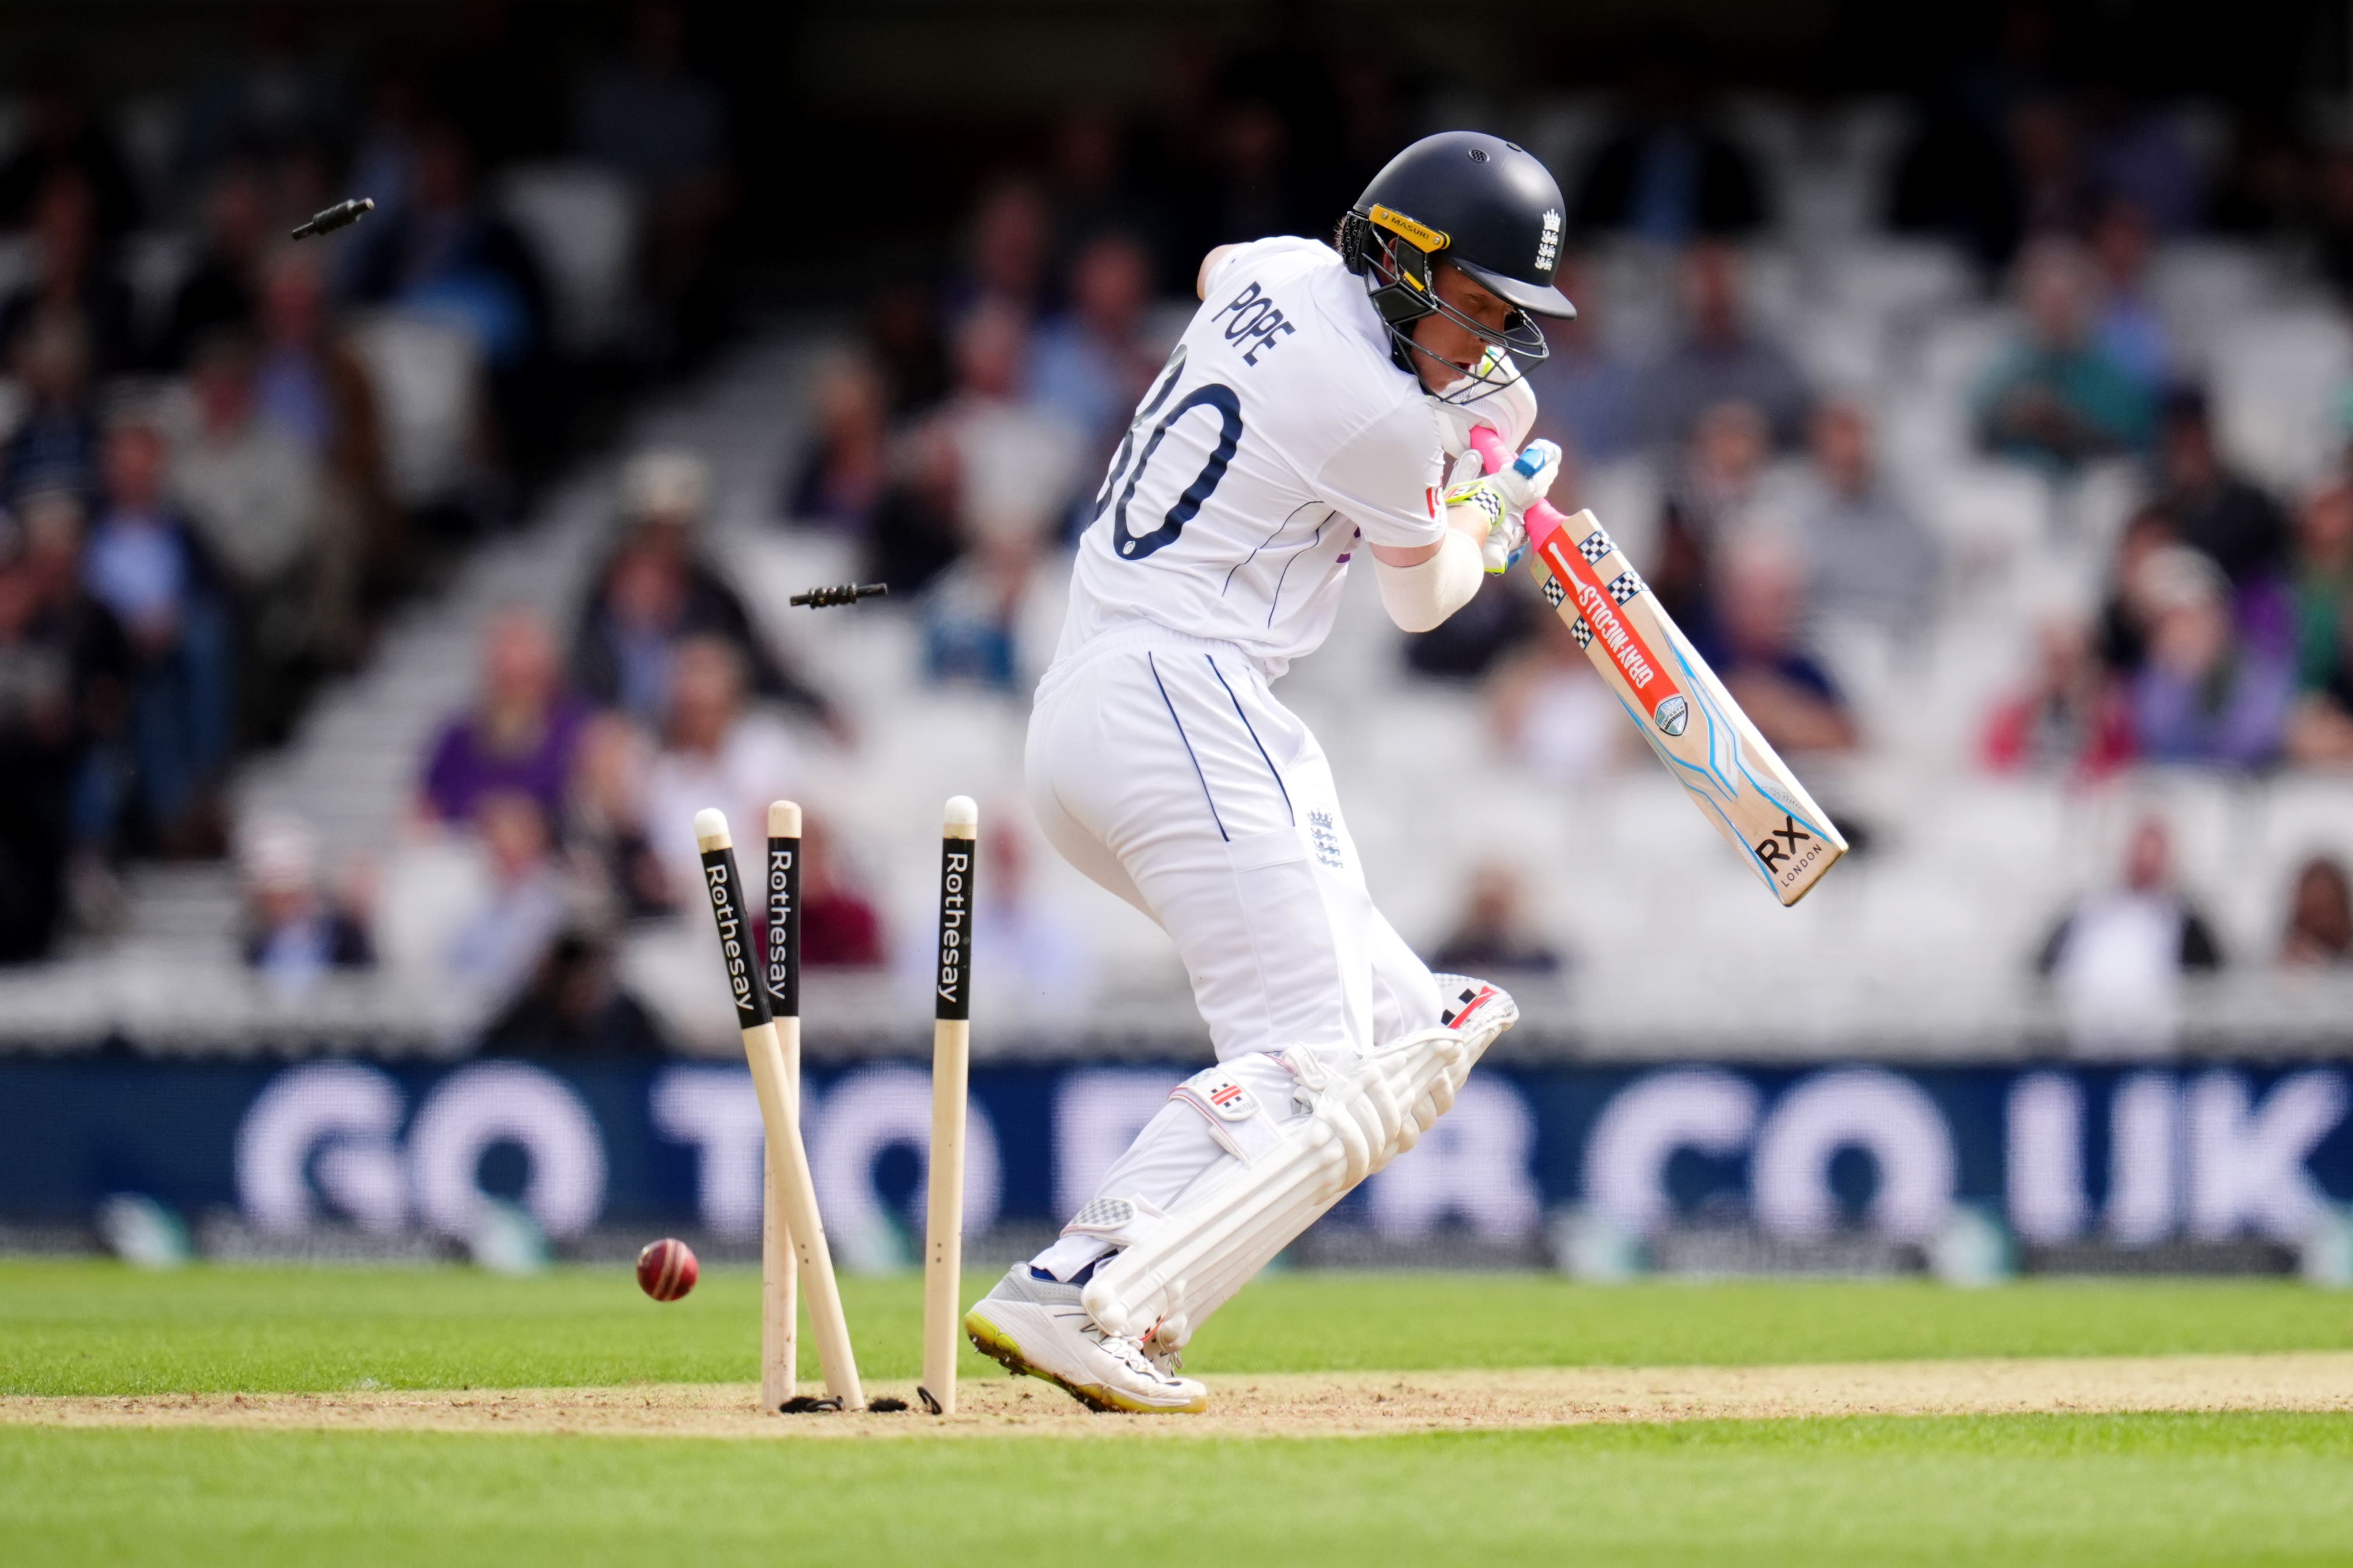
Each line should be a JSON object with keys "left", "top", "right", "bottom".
{"left": 1024, "top": 625, "right": 1441, "bottom": 1288}
{"left": 1025, "top": 625, "right": 1440, "bottom": 1061}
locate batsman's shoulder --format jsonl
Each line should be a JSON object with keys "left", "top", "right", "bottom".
{"left": 1202, "top": 234, "right": 1325, "bottom": 296}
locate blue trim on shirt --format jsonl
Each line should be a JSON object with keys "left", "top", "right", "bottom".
{"left": 1264, "top": 514, "right": 1331, "bottom": 627}
{"left": 1221, "top": 499, "right": 1321, "bottom": 600}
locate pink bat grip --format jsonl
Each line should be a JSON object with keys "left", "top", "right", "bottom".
{"left": 1466, "top": 426, "right": 1568, "bottom": 550}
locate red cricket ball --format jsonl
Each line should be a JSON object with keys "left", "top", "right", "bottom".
{"left": 636, "top": 1238, "right": 698, "bottom": 1302}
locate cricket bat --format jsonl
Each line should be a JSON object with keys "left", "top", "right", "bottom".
{"left": 1467, "top": 426, "right": 1846, "bottom": 905}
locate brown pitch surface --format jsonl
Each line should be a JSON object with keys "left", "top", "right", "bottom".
{"left": 8, "top": 1353, "right": 2353, "bottom": 1440}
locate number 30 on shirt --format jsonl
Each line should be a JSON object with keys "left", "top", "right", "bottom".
{"left": 1094, "top": 346, "right": 1244, "bottom": 563}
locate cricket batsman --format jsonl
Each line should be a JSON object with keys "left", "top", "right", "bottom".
{"left": 964, "top": 132, "right": 1577, "bottom": 1412}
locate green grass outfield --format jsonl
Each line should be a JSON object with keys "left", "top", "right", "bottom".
{"left": 5, "top": 1261, "right": 2353, "bottom": 1565}
{"left": 8, "top": 1415, "right": 2353, "bottom": 1567}
{"left": 6, "top": 1259, "right": 2352, "bottom": 1394}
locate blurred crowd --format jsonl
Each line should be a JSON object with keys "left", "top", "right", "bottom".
{"left": 0, "top": 3, "right": 737, "bottom": 964}
{"left": 775, "top": 45, "right": 2353, "bottom": 777}
{"left": 2038, "top": 815, "right": 2348, "bottom": 1054}
{"left": 10, "top": 4, "right": 2353, "bottom": 1058}
{"left": 769, "top": 21, "right": 2353, "bottom": 1024}
{"left": 237, "top": 441, "right": 1101, "bottom": 1052}
{"left": 779, "top": 39, "right": 1439, "bottom": 695}
{"left": 235, "top": 450, "right": 840, "bottom": 1050}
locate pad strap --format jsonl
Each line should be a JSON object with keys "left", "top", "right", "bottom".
{"left": 1171, "top": 1061, "right": 1289, "bottom": 1163}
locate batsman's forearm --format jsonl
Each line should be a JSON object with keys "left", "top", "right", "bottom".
{"left": 1375, "top": 494, "right": 1495, "bottom": 567}
{"left": 1441, "top": 496, "right": 1498, "bottom": 546}
{"left": 1372, "top": 528, "right": 1483, "bottom": 632}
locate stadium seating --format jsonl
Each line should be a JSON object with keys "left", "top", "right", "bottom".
{"left": 4, "top": 94, "right": 2351, "bottom": 1065}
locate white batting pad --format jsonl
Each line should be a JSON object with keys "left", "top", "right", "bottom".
{"left": 1080, "top": 978, "right": 1517, "bottom": 1343}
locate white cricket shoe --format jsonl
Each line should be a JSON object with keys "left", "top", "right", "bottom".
{"left": 1141, "top": 1337, "right": 1186, "bottom": 1379}
{"left": 964, "top": 1265, "right": 1210, "bottom": 1414}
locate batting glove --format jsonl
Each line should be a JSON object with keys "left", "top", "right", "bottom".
{"left": 1445, "top": 438, "right": 1560, "bottom": 574}
{"left": 1493, "top": 438, "right": 1563, "bottom": 513}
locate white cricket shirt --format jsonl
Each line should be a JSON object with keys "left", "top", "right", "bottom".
{"left": 1051, "top": 237, "right": 1454, "bottom": 678}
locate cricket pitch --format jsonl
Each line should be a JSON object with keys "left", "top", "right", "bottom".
{"left": 9, "top": 1352, "right": 2352, "bottom": 1440}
